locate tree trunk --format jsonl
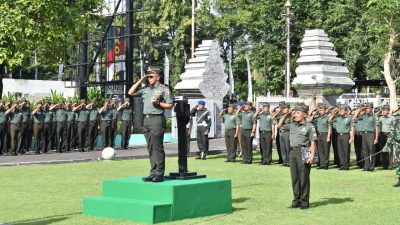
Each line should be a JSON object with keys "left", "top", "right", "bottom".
{"left": 383, "top": 16, "right": 398, "bottom": 111}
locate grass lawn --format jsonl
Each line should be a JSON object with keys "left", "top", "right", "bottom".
{"left": 0, "top": 151, "right": 399, "bottom": 225}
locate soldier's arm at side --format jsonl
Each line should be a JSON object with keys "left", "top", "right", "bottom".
{"left": 308, "top": 141, "right": 317, "bottom": 164}
{"left": 271, "top": 124, "right": 276, "bottom": 139}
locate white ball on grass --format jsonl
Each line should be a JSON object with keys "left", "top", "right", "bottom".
{"left": 102, "top": 147, "right": 115, "bottom": 160}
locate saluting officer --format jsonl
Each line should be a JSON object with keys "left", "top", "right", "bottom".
{"left": 353, "top": 104, "right": 365, "bottom": 168}
{"left": 329, "top": 106, "right": 354, "bottom": 170}
{"left": 117, "top": 98, "right": 133, "bottom": 150}
{"left": 276, "top": 103, "right": 292, "bottom": 166}
{"left": 353, "top": 103, "right": 379, "bottom": 171}
{"left": 237, "top": 102, "right": 257, "bottom": 164}
{"left": 309, "top": 103, "right": 331, "bottom": 169}
{"left": 65, "top": 102, "right": 75, "bottom": 152}
{"left": 43, "top": 102, "right": 56, "bottom": 153}
{"left": 272, "top": 102, "right": 285, "bottom": 164}
{"left": 128, "top": 65, "right": 174, "bottom": 182}
{"left": 279, "top": 105, "right": 317, "bottom": 210}
{"left": 86, "top": 99, "right": 100, "bottom": 151}
{"left": 73, "top": 100, "right": 90, "bottom": 152}
{"left": 254, "top": 103, "right": 275, "bottom": 165}
{"left": 191, "top": 100, "right": 212, "bottom": 160}
{"left": 55, "top": 102, "right": 67, "bottom": 153}
{"left": 0, "top": 101, "right": 8, "bottom": 155}
{"left": 6, "top": 102, "right": 24, "bottom": 155}
{"left": 377, "top": 104, "right": 395, "bottom": 169}
{"left": 20, "top": 99, "right": 31, "bottom": 153}
{"left": 32, "top": 101, "right": 45, "bottom": 154}
{"left": 99, "top": 100, "right": 113, "bottom": 148}
{"left": 219, "top": 104, "right": 240, "bottom": 162}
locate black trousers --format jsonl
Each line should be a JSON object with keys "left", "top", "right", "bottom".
{"left": 121, "top": 120, "right": 132, "bottom": 149}
{"left": 279, "top": 131, "right": 290, "bottom": 164}
{"left": 259, "top": 131, "right": 273, "bottom": 164}
{"left": 56, "top": 121, "right": 66, "bottom": 152}
{"left": 241, "top": 129, "right": 253, "bottom": 163}
{"left": 377, "top": 133, "right": 390, "bottom": 169}
{"left": 143, "top": 115, "right": 166, "bottom": 177}
{"left": 361, "top": 132, "right": 376, "bottom": 170}
{"left": 317, "top": 132, "right": 330, "bottom": 168}
{"left": 225, "top": 129, "right": 237, "bottom": 161}
{"left": 44, "top": 122, "right": 52, "bottom": 152}
{"left": 87, "top": 121, "right": 98, "bottom": 150}
{"left": 196, "top": 126, "right": 209, "bottom": 155}
{"left": 289, "top": 148, "right": 311, "bottom": 207}
{"left": 101, "top": 120, "right": 112, "bottom": 148}
{"left": 276, "top": 129, "right": 283, "bottom": 163}
{"left": 50, "top": 122, "right": 57, "bottom": 150}
{"left": 332, "top": 129, "right": 339, "bottom": 166}
{"left": 354, "top": 133, "right": 364, "bottom": 168}
{"left": 337, "top": 133, "right": 350, "bottom": 169}
{"left": 65, "top": 122, "right": 74, "bottom": 151}
{"left": 0, "top": 123, "right": 6, "bottom": 154}
{"left": 78, "top": 122, "right": 88, "bottom": 151}
{"left": 20, "top": 122, "right": 30, "bottom": 153}
{"left": 33, "top": 123, "right": 45, "bottom": 154}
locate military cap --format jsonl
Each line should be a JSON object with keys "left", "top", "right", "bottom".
{"left": 364, "top": 102, "right": 374, "bottom": 108}
{"left": 91, "top": 98, "right": 97, "bottom": 103}
{"left": 231, "top": 93, "right": 237, "bottom": 97}
{"left": 228, "top": 104, "right": 236, "bottom": 108}
{"left": 374, "top": 107, "right": 380, "bottom": 113}
{"left": 280, "top": 103, "right": 290, "bottom": 108}
{"left": 198, "top": 100, "right": 206, "bottom": 105}
{"left": 381, "top": 104, "right": 390, "bottom": 110}
{"left": 244, "top": 102, "right": 252, "bottom": 106}
{"left": 293, "top": 105, "right": 308, "bottom": 113}
{"left": 36, "top": 101, "right": 42, "bottom": 105}
{"left": 319, "top": 103, "right": 328, "bottom": 109}
{"left": 236, "top": 101, "right": 244, "bottom": 106}
{"left": 80, "top": 99, "right": 86, "bottom": 104}
{"left": 279, "top": 101, "right": 286, "bottom": 107}
{"left": 145, "top": 65, "right": 162, "bottom": 75}
{"left": 262, "top": 103, "right": 270, "bottom": 108}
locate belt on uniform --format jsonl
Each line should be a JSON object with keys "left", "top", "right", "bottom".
{"left": 383, "top": 132, "right": 390, "bottom": 135}
{"left": 145, "top": 114, "right": 162, "bottom": 118}
{"left": 338, "top": 133, "right": 349, "bottom": 136}
{"left": 290, "top": 147, "right": 301, "bottom": 151}
{"left": 34, "top": 123, "right": 44, "bottom": 125}
{"left": 102, "top": 120, "right": 111, "bottom": 122}
{"left": 360, "top": 131, "right": 374, "bottom": 134}
{"left": 356, "top": 132, "right": 363, "bottom": 135}
{"left": 260, "top": 130, "right": 271, "bottom": 133}
{"left": 242, "top": 129, "right": 252, "bottom": 131}
{"left": 318, "top": 132, "right": 328, "bottom": 134}
{"left": 10, "top": 123, "right": 21, "bottom": 125}
{"left": 225, "top": 128, "right": 235, "bottom": 131}
{"left": 280, "top": 130, "right": 288, "bottom": 133}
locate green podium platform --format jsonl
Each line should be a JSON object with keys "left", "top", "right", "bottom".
{"left": 83, "top": 176, "right": 232, "bottom": 224}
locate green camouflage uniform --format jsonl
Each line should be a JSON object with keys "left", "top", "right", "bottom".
{"left": 383, "top": 118, "right": 400, "bottom": 177}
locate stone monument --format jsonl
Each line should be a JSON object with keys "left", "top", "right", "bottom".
{"left": 175, "top": 40, "right": 230, "bottom": 138}
{"left": 292, "top": 29, "right": 354, "bottom": 107}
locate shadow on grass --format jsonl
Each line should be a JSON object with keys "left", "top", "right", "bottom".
{"left": 310, "top": 197, "right": 354, "bottom": 208}
{"left": 232, "top": 197, "right": 250, "bottom": 204}
{"left": 8, "top": 212, "right": 80, "bottom": 225}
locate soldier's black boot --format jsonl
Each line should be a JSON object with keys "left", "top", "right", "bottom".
{"left": 394, "top": 177, "right": 400, "bottom": 187}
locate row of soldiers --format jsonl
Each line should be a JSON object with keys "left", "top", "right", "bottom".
{"left": 217, "top": 99, "right": 396, "bottom": 172}
{"left": 0, "top": 98, "right": 133, "bottom": 156}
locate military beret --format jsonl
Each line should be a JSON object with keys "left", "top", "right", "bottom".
{"left": 319, "top": 103, "right": 327, "bottom": 109}
{"left": 236, "top": 101, "right": 244, "bottom": 106}
{"left": 382, "top": 104, "right": 390, "bottom": 110}
{"left": 364, "top": 102, "right": 373, "bottom": 108}
{"left": 198, "top": 100, "right": 206, "bottom": 106}
{"left": 293, "top": 105, "right": 308, "bottom": 113}
{"left": 262, "top": 103, "right": 270, "bottom": 108}
{"left": 374, "top": 107, "right": 380, "bottom": 113}
{"left": 146, "top": 65, "right": 162, "bottom": 75}
{"left": 280, "top": 103, "right": 290, "bottom": 109}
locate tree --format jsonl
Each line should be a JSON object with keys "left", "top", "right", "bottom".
{"left": 366, "top": 0, "right": 400, "bottom": 110}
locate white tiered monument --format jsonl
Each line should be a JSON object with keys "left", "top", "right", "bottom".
{"left": 174, "top": 40, "right": 230, "bottom": 138}
{"left": 292, "top": 29, "right": 354, "bottom": 107}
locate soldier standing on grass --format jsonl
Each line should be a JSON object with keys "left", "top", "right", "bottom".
{"left": 6, "top": 102, "right": 23, "bottom": 155}
{"left": 118, "top": 98, "right": 133, "bottom": 150}
{"left": 353, "top": 103, "right": 379, "bottom": 172}
{"left": 0, "top": 101, "right": 8, "bottom": 155}
{"left": 65, "top": 102, "right": 75, "bottom": 152}
{"left": 254, "top": 103, "right": 275, "bottom": 165}
{"left": 20, "top": 99, "right": 31, "bottom": 153}
{"left": 276, "top": 103, "right": 292, "bottom": 167}
{"left": 73, "top": 100, "right": 90, "bottom": 152}
{"left": 32, "top": 101, "right": 45, "bottom": 154}
{"left": 54, "top": 102, "right": 67, "bottom": 153}
{"left": 220, "top": 104, "right": 240, "bottom": 162}
{"left": 309, "top": 103, "right": 331, "bottom": 169}
{"left": 86, "top": 100, "right": 100, "bottom": 151}
{"left": 237, "top": 102, "right": 257, "bottom": 164}
{"left": 353, "top": 104, "right": 365, "bottom": 168}
{"left": 190, "top": 100, "right": 212, "bottom": 160}
{"left": 279, "top": 105, "right": 317, "bottom": 210}
{"left": 377, "top": 105, "right": 395, "bottom": 169}
{"left": 128, "top": 66, "right": 174, "bottom": 183}
{"left": 382, "top": 116, "right": 400, "bottom": 187}
{"left": 99, "top": 100, "right": 114, "bottom": 148}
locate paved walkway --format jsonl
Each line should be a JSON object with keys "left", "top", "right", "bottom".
{"left": 0, "top": 139, "right": 227, "bottom": 166}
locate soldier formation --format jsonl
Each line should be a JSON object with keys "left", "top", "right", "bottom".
{"left": 0, "top": 98, "right": 133, "bottom": 156}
